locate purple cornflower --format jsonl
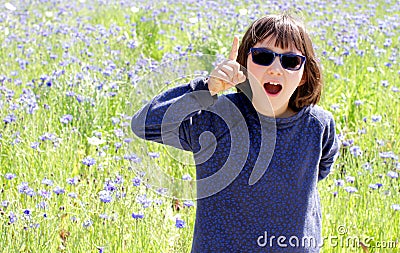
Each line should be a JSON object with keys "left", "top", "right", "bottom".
{"left": 66, "top": 177, "right": 79, "bottom": 185}
{"left": 148, "top": 152, "right": 160, "bottom": 158}
{"left": 82, "top": 157, "right": 96, "bottom": 166}
{"left": 156, "top": 188, "right": 168, "bottom": 195}
{"left": 387, "top": 171, "right": 398, "bottom": 179}
{"left": 30, "top": 142, "right": 40, "bottom": 149}
{"left": 334, "top": 179, "right": 345, "bottom": 187}
{"left": 114, "top": 175, "right": 123, "bottom": 184}
{"left": 132, "top": 177, "right": 141, "bottom": 187}
{"left": 115, "top": 142, "right": 122, "bottom": 151}
{"left": 369, "top": 183, "right": 382, "bottom": 190}
{"left": 18, "top": 182, "right": 29, "bottom": 193}
{"left": 4, "top": 114, "right": 17, "bottom": 124}
{"left": 349, "top": 146, "right": 362, "bottom": 157}
{"left": 371, "top": 115, "right": 382, "bottom": 122}
{"left": 37, "top": 201, "right": 47, "bottom": 209}
{"left": 392, "top": 204, "right": 400, "bottom": 211}
{"left": 23, "top": 209, "right": 31, "bottom": 216}
{"left": 132, "top": 212, "right": 144, "bottom": 219}
{"left": 342, "top": 139, "right": 354, "bottom": 147}
{"left": 4, "top": 173, "right": 16, "bottom": 180}
{"left": 114, "top": 129, "right": 124, "bottom": 138}
{"left": 182, "top": 174, "right": 192, "bottom": 181}
{"left": 42, "top": 178, "right": 53, "bottom": 186}
{"left": 60, "top": 114, "right": 73, "bottom": 124}
{"left": 183, "top": 200, "right": 195, "bottom": 207}
{"left": 103, "top": 180, "right": 117, "bottom": 192}
{"left": 344, "top": 186, "right": 358, "bottom": 193}
{"left": 175, "top": 218, "right": 186, "bottom": 228}
{"left": 99, "top": 213, "right": 108, "bottom": 219}
{"left": 345, "top": 176, "right": 355, "bottom": 183}
{"left": 53, "top": 186, "right": 65, "bottom": 195}
{"left": 379, "top": 151, "right": 398, "bottom": 160}
{"left": 111, "top": 117, "right": 120, "bottom": 125}
{"left": 2, "top": 201, "right": 9, "bottom": 208}
{"left": 83, "top": 219, "right": 93, "bottom": 228}
{"left": 38, "top": 189, "right": 52, "bottom": 199}
{"left": 124, "top": 153, "right": 141, "bottom": 163}
{"left": 99, "top": 190, "right": 112, "bottom": 203}
{"left": 354, "top": 100, "right": 363, "bottom": 106}
{"left": 68, "top": 192, "right": 77, "bottom": 198}
{"left": 136, "top": 194, "right": 152, "bottom": 208}
{"left": 9, "top": 212, "right": 17, "bottom": 224}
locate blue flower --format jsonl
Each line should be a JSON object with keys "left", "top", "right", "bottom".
{"left": 371, "top": 115, "right": 382, "bottom": 122}
{"left": 349, "top": 146, "right": 362, "bottom": 157}
{"left": 344, "top": 186, "right": 358, "bottom": 193}
{"left": 132, "top": 177, "right": 141, "bottom": 187}
{"left": 334, "top": 179, "right": 345, "bottom": 187}
{"left": 392, "top": 204, "right": 400, "bottom": 211}
{"left": 53, "top": 186, "right": 65, "bottom": 195}
{"left": 345, "top": 176, "right": 355, "bottom": 183}
{"left": 68, "top": 192, "right": 78, "bottom": 198}
{"left": 66, "top": 177, "right": 79, "bottom": 185}
{"left": 148, "top": 152, "right": 160, "bottom": 158}
{"left": 60, "top": 114, "right": 73, "bottom": 124}
{"left": 38, "top": 189, "right": 52, "bottom": 199}
{"left": 183, "top": 200, "right": 195, "bottom": 207}
{"left": 132, "top": 212, "right": 144, "bottom": 219}
{"left": 4, "top": 173, "right": 16, "bottom": 180}
{"left": 175, "top": 218, "right": 186, "bottom": 228}
{"left": 42, "top": 178, "right": 54, "bottom": 186}
{"left": 99, "top": 190, "right": 113, "bottom": 203}
{"left": 182, "top": 174, "right": 192, "bottom": 181}
{"left": 387, "top": 171, "right": 398, "bottom": 179}
{"left": 9, "top": 212, "right": 17, "bottom": 224}
{"left": 83, "top": 219, "right": 93, "bottom": 228}
{"left": 30, "top": 142, "right": 40, "bottom": 149}
{"left": 82, "top": 157, "right": 96, "bottom": 166}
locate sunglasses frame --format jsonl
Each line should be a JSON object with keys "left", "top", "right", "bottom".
{"left": 248, "top": 48, "right": 306, "bottom": 71}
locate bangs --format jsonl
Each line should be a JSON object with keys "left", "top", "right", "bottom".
{"left": 250, "top": 14, "right": 305, "bottom": 52}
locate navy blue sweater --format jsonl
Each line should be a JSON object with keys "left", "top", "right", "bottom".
{"left": 131, "top": 77, "right": 339, "bottom": 252}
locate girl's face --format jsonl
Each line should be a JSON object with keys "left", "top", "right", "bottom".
{"left": 246, "top": 36, "right": 305, "bottom": 118}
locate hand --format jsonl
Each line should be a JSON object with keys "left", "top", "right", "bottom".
{"left": 207, "top": 36, "right": 246, "bottom": 96}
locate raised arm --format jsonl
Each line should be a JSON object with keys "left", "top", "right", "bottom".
{"left": 131, "top": 77, "right": 218, "bottom": 152}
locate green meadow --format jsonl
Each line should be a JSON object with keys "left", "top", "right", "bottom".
{"left": 0, "top": 0, "right": 399, "bottom": 252}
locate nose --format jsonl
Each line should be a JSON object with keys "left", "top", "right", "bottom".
{"left": 266, "top": 56, "right": 283, "bottom": 76}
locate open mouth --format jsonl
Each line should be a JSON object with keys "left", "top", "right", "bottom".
{"left": 263, "top": 82, "right": 282, "bottom": 96}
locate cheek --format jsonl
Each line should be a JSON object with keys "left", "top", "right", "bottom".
{"left": 246, "top": 57, "right": 264, "bottom": 79}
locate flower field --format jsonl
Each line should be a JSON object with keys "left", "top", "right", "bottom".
{"left": 0, "top": 0, "right": 399, "bottom": 252}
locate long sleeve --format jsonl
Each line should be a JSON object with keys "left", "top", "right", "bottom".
{"left": 318, "top": 113, "right": 340, "bottom": 181}
{"left": 131, "top": 77, "right": 218, "bottom": 152}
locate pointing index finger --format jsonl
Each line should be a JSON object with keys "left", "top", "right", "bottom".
{"left": 228, "top": 36, "right": 239, "bottom": 61}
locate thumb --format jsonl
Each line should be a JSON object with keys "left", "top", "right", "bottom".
{"left": 228, "top": 36, "right": 239, "bottom": 61}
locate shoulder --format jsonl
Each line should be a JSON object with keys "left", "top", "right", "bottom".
{"left": 307, "top": 105, "right": 335, "bottom": 128}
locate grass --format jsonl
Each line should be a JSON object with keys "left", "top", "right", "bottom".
{"left": 0, "top": 0, "right": 399, "bottom": 252}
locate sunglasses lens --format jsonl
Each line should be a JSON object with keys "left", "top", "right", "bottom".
{"left": 281, "top": 55, "right": 303, "bottom": 70}
{"left": 252, "top": 49, "right": 274, "bottom": 66}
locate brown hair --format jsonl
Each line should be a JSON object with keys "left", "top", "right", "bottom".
{"left": 236, "top": 13, "right": 322, "bottom": 111}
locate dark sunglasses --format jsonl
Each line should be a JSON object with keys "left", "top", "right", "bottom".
{"left": 248, "top": 48, "right": 306, "bottom": 71}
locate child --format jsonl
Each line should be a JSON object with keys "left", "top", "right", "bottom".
{"left": 131, "top": 13, "right": 339, "bottom": 252}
